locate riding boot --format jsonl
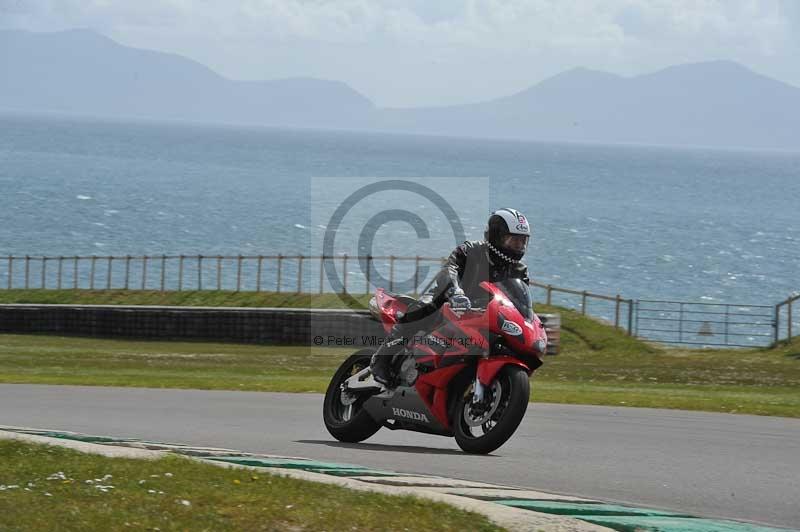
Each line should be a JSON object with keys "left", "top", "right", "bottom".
{"left": 370, "top": 326, "right": 406, "bottom": 386}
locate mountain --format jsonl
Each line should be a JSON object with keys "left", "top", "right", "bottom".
{"left": 2, "top": 29, "right": 800, "bottom": 150}
{"left": 0, "top": 29, "right": 374, "bottom": 127}
{"left": 370, "top": 62, "right": 800, "bottom": 150}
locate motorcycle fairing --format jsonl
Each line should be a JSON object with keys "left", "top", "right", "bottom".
{"left": 365, "top": 279, "right": 546, "bottom": 433}
{"left": 373, "top": 288, "right": 409, "bottom": 333}
{"left": 362, "top": 383, "right": 455, "bottom": 436}
{"left": 413, "top": 363, "right": 468, "bottom": 430}
{"left": 477, "top": 356, "right": 531, "bottom": 386}
{"left": 497, "top": 305, "right": 547, "bottom": 356}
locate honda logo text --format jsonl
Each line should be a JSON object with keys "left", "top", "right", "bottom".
{"left": 392, "top": 407, "right": 429, "bottom": 422}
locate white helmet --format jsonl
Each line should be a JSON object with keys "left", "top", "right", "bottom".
{"left": 484, "top": 208, "right": 530, "bottom": 262}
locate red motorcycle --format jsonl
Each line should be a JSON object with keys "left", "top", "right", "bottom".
{"left": 323, "top": 278, "right": 547, "bottom": 454}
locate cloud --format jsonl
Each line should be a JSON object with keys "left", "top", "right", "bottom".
{"left": 1, "top": 0, "right": 797, "bottom": 106}
{"left": 2, "top": 0, "right": 793, "bottom": 49}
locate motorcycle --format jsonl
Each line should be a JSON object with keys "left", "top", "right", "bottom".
{"left": 323, "top": 278, "right": 547, "bottom": 454}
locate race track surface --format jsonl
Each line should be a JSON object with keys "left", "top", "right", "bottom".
{"left": 1, "top": 384, "right": 798, "bottom": 528}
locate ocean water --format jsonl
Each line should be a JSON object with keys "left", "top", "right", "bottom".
{"left": 1, "top": 112, "right": 799, "bottom": 308}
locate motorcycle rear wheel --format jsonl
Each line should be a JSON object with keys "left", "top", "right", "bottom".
{"left": 323, "top": 350, "right": 382, "bottom": 443}
{"left": 453, "top": 365, "right": 530, "bottom": 454}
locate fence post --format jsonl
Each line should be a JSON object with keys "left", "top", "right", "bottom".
{"left": 142, "top": 256, "right": 148, "bottom": 290}
{"left": 216, "top": 256, "right": 222, "bottom": 290}
{"left": 628, "top": 300, "right": 634, "bottom": 336}
{"left": 236, "top": 255, "right": 242, "bottom": 292}
{"left": 106, "top": 257, "right": 113, "bottom": 289}
{"left": 24, "top": 255, "right": 30, "bottom": 289}
{"left": 90, "top": 256, "right": 97, "bottom": 289}
{"left": 342, "top": 254, "right": 348, "bottom": 294}
{"left": 57, "top": 256, "right": 63, "bottom": 290}
{"left": 73, "top": 257, "right": 78, "bottom": 289}
{"left": 295, "top": 255, "right": 304, "bottom": 293}
{"left": 789, "top": 300, "right": 793, "bottom": 340}
{"left": 257, "top": 255, "right": 264, "bottom": 292}
{"left": 365, "top": 255, "right": 372, "bottom": 294}
{"left": 197, "top": 255, "right": 202, "bottom": 290}
{"left": 277, "top": 254, "right": 283, "bottom": 292}
{"left": 319, "top": 256, "right": 324, "bottom": 294}
{"left": 124, "top": 255, "right": 131, "bottom": 290}
{"left": 178, "top": 255, "right": 184, "bottom": 291}
{"left": 389, "top": 256, "right": 395, "bottom": 292}
{"left": 160, "top": 255, "right": 166, "bottom": 292}
{"left": 774, "top": 304, "right": 781, "bottom": 344}
{"left": 679, "top": 302, "right": 684, "bottom": 343}
{"left": 581, "top": 291, "right": 587, "bottom": 315}
{"left": 41, "top": 257, "right": 47, "bottom": 288}
{"left": 546, "top": 284, "right": 552, "bottom": 305}
{"left": 7, "top": 256, "right": 12, "bottom": 289}
{"left": 724, "top": 305, "right": 730, "bottom": 346}
{"left": 614, "top": 294, "right": 621, "bottom": 328}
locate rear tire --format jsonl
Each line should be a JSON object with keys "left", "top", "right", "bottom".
{"left": 323, "top": 350, "right": 382, "bottom": 443}
{"left": 453, "top": 365, "right": 530, "bottom": 454}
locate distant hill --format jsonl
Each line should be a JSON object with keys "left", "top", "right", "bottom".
{"left": 371, "top": 62, "right": 800, "bottom": 150}
{"left": 0, "top": 29, "right": 374, "bottom": 128}
{"left": 2, "top": 29, "right": 800, "bottom": 150}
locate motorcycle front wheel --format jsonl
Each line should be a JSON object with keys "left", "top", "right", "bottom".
{"left": 453, "top": 365, "right": 530, "bottom": 454}
{"left": 323, "top": 350, "right": 382, "bottom": 443}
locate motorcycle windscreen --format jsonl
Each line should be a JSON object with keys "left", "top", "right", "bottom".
{"left": 494, "top": 278, "right": 534, "bottom": 322}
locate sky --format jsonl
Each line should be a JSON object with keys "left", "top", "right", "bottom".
{"left": 2, "top": 0, "right": 799, "bottom": 107}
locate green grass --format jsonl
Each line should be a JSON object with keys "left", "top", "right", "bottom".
{"left": 0, "top": 335, "right": 342, "bottom": 393}
{"left": 0, "top": 290, "right": 798, "bottom": 417}
{"left": 0, "top": 439, "right": 504, "bottom": 532}
{"left": 533, "top": 305, "right": 800, "bottom": 416}
{"left": 0, "top": 289, "right": 372, "bottom": 309}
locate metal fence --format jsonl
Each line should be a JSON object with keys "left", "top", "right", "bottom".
{"left": 775, "top": 293, "right": 800, "bottom": 344}
{"left": 530, "top": 280, "right": 634, "bottom": 332}
{"left": 0, "top": 253, "right": 636, "bottom": 335}
{"left": 634, "top": 300, "right": 776, "bottom": 348}
{"left": 1, "top": 253, "right": 797, "bottom": 346}
{"left": 0, "top": 254, "right": 445, "bottom": 294}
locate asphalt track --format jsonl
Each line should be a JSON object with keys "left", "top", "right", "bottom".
{"left": 1, "top": 384, "right": 798, "bottom": 529}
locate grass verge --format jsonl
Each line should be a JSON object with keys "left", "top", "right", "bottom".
{"left": 0, "top": 333, "right": 798, "bottom": 417}
{"left": 0, "top": 439, "right": 504, "bottom": 532}
{"left": 0, "top": 290, "right": 798, "bottom": 417}
{"left": 0, "top": 289, "right": 371, "bottom": 309}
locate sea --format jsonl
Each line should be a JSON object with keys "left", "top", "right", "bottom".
{"left": 1, "top": 112, "right": 798, "bottom": 311}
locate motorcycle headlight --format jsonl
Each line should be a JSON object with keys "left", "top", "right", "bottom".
{"left": 535, "top": 338, "right": 547, "bottom": 354}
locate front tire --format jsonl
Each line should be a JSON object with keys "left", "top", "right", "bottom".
{"left": 453, "top": 365, "right": 530, "bottom": 454}
{"left": 323, "top": 350, "right": 381, "bottom": 443}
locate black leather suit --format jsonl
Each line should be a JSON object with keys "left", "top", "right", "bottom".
{"left": 396, "top": 240, "right": 530, "bottom": 334}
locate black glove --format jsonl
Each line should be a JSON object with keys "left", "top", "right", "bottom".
{"left": 448, "top": 288, "right": 471, "bottom": 314}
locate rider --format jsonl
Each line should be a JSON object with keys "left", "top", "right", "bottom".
{"left": 370, "top": 208, "right": 532, "bottom": 385}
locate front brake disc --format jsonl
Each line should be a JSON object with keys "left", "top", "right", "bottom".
{"left": 463, "top": 381, "right": 502, "bottom": 427}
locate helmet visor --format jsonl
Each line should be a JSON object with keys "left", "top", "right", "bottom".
{"left": 502, "top": 234, "right": 529, "bottom": 255}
